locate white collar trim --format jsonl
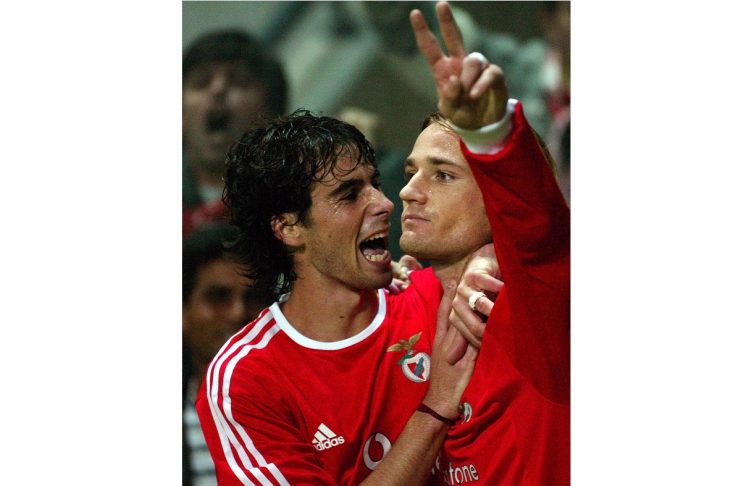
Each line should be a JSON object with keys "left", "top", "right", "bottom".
{"left": 269, "top": 289, "right": 386, "bottom": 350}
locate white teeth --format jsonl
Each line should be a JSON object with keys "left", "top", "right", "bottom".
{"left": 366, "top": 250, "right": 389, "bottom": 262}
{"left": 362, "top": 234, "right": 387, "bottom": 244}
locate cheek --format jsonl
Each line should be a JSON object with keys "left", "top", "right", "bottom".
{"left": 449, "top": 191, "right": 488, "bottom": 231}
{"left": 182, "top": 304, "right": 208, "bottom": 338}
{"left": 182, "top": 98, "right": 205, "bottom": 136}
{"left": 189, "top": 307, "right": 212, "bottom": 330}
{"left": 316, "top": 229, "right": 350, "bottom": 259}
{"left": 466, "top": 199, "right": 492, "bottom": 242}
{"left": 183, "top": 92, "right": 206, "bottom": 116}
{"left": 190, "top": 296, "right": 224, "bottom": 324}
{"left": 230, "top": 87, "right": 268, "bottom": 114}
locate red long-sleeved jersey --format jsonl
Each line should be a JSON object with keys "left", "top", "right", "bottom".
{"left": 196, "top": 271, "right": 442, "bottom": 485}
{"left": 431, "top": 101, "right": 570, "bottom": 485}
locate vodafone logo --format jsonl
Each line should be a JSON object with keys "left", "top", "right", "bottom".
{"left": 363, "top": 432, "right": 391, "bottom": 470}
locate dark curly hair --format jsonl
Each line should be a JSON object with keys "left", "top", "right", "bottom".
{"left": 223, "top": 109, "right": 376, "bottom": 298}
{"left": 182, "top": 223, "right": 238, "bottom": 303}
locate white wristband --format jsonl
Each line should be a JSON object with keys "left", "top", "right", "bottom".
{"left": 452, "top": 98, "right": 518, "bottom": 155}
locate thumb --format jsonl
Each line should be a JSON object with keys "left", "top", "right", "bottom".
{"left": 399, "top": 254, "right": 423, "bottom": 274}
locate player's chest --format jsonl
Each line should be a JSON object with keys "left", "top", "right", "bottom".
{"left": 281, "top": 330, "right": 435, "bottom": 470}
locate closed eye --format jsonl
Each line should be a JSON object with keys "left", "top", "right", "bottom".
{"left": 330, "top": 179, "right": 364, "bottom": 202}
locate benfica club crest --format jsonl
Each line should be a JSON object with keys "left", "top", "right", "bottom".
{"left": 387, "top": 332, "right": 431, "bottom": 383}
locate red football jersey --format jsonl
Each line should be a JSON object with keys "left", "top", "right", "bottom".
{"left": 196, "top": 269, "right": 443, "bottom": 485}
{"left": 430, "top": 102, "right": 570, "bottom": 485}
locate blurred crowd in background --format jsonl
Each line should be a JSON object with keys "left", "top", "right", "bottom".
{"left": 181, "top": 2, "right": 569, "bottom": 485}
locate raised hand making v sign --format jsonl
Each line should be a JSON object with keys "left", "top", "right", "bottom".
{"left": 410, "top": 2, "right": 508, "bottom": 130}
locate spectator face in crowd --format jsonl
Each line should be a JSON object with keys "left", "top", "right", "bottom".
{"left": 183, "top": 258, "right": 255, "bottom": 369}
{"left": 182, "top": 30, "right": 287, "bottom": 184}
{"left": 183, "top": 225, "right": 271, "bottom": 374}
{"left": 183, "top": 61, "right": 268, "bottom": 171}
{"left": 399, "top": 115, "right": 491, "bottom": 270}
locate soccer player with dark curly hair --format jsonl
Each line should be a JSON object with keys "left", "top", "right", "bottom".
{"left": 196, "top": 108, "right": 475, "bottom": 485}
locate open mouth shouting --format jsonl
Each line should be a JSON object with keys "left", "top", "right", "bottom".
{"left": 206, "top": 109, "right": 232, "bottom": 134}
{"left": 359, "top": 231, "right": 391, "bottom": 265}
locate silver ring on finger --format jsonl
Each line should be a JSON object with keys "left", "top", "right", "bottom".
{"left": 468, "top": 291, "right": 486, "bottom": 311}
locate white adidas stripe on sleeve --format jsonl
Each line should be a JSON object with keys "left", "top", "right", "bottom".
{"left": 205, "top": 312, "right": 289, "bottom": 486}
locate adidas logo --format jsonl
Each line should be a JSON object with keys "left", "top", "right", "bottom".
{"left": 312, "top": 423, "right": 345, "bottom": 451}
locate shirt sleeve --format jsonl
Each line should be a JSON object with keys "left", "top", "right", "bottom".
{"left": 196, "top": 364, "right": 338, "bottom": 485}
{"left": 453, "top": 98, "right": 517, "bottom": 154}
{"left": 460, "top": 101, "right": 570, "bottom": 404}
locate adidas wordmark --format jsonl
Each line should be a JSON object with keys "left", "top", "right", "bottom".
{"left": 312, "top": 423, "right": 345, "bottom": 451}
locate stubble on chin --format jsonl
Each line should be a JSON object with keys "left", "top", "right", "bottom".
{"left": 399, "top": 233, "right": 431, "bottom": 261}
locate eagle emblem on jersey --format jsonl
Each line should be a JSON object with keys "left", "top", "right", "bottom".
{"left": 387, "top": 332, "right": 431, "bottom": 383}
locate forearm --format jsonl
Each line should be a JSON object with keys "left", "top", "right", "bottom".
{"left": 360, "top": 281, "right": 470, "bottom": 485}
{"left": 461, "top": 104, "right": 571, "bottom": 402}
{"left": 461, "top": 101, "right": 569, "bottom": 263}
{"left": 359, "top": 410, "right": 448, "bottom": 485}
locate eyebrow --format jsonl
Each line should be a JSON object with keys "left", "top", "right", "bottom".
{"left": 404, "top": 156, "right": 460, "bottom": 169}
{"left": 328, "top": 178, "right": 364, "bottom": 198}
{"left": 327, "top": 166, "right": 381, "bottom": 197}
{"left": 203, "top": 285, "right": 233, "bottom": 296}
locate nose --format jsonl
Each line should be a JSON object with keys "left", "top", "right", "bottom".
{"left": 399, "top": 172, "right": 426, "bottom": 204}
{"left": 226, "top": 298, "right": 247, "bottom": 323}
{"left": 208, "top": 70, "right": 229, "bottom": 98}
{"left": 371, "top": 187, "right": 394, "bottom": 216}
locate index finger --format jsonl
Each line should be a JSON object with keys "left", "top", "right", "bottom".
{"left": 435, "top": 279, "right": 457, "bottom": 338}
{"left": 410, "top": 8, "right": 444, "bottom": 66}
{"left": 445, "top": 325, "right": 469, "bottom": 365}
{"left": 436, "top": 1, "right": 467, "bottom": 58}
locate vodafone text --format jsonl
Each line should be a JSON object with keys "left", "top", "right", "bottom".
{"left": 432, "top": 455, "right": 479, "bottom": 484}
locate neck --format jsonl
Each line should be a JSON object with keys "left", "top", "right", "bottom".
{"left": 430, "top": 256, "right": 470, "bottom": 287}
{"left": 282, "top": 276, "right": 380, "bottom": 342}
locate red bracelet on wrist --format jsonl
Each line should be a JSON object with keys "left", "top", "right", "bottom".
{"left": 417, "top": 403, "right": 458, "bottom": 426}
